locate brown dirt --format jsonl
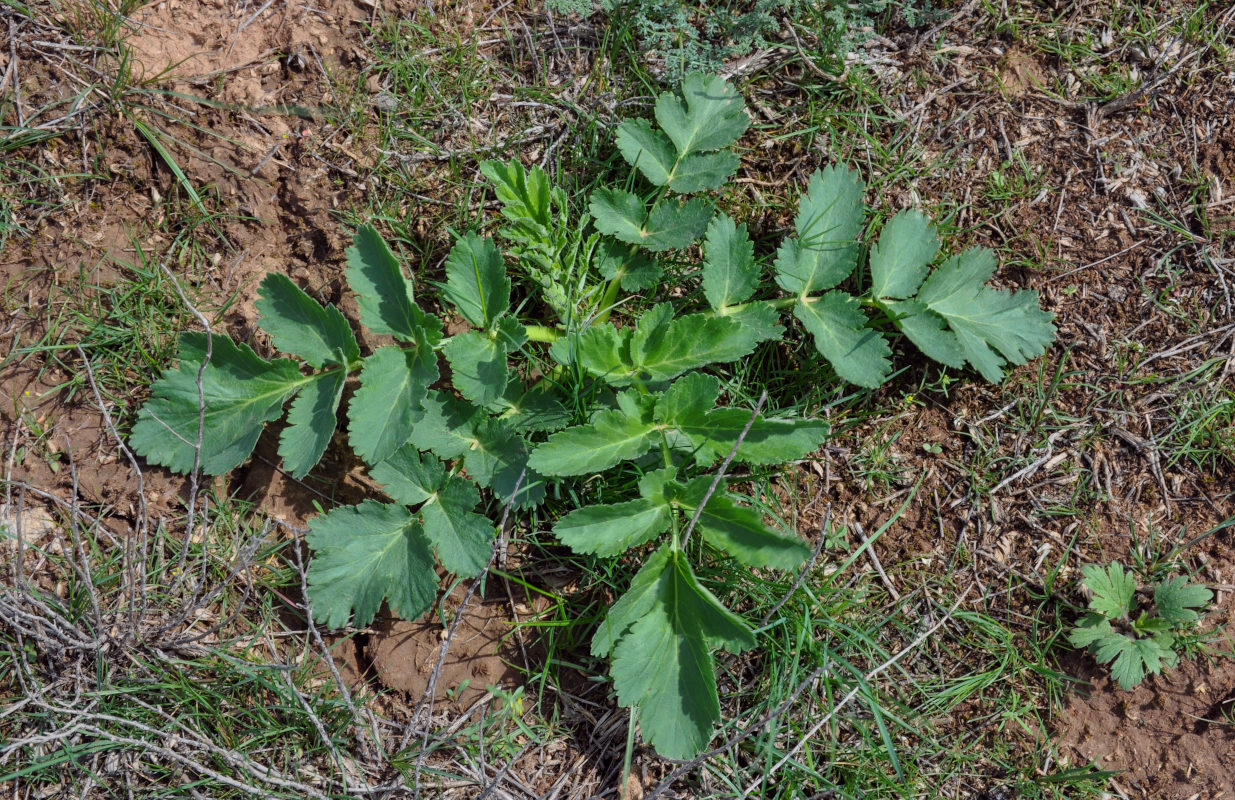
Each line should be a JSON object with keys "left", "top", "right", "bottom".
{"left": 4, "top": 0, "right": 1235, "bottom": 796}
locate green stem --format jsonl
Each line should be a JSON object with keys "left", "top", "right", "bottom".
{"left": 523, "top": 324, "right": 561, "bottom": 344}
{"left": 593, "top": 276, "right": 623, "bottom": 325}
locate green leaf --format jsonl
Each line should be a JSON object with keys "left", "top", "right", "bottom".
{"left": 255, "top": 273, "right": 359, "bottom": 368}
{"left": 528, "top": 408, "right": 657, "bottom": 476}
{"left": 667, "top": 151, "right": 741, "bottom": 195}
{"left": 774, "top": 166, "right": 865, "bottom": 295}
{"left": 870, "top": 210, "right": 939, "bottom": 300}
{"left": 442, "top": 330, "right": 508, "bottom": 407}
{"left": 655, "top": 73, "right": 748, "bottom": 160}
{"left": 678, "top": 480, "right": 810, "bottom": 569}
{"left": 130, "top": 333, "right": 302, "bottom": 475}
{"left": 702, "top": 213, "right": 759, "bottom": 311}
{"left": 440, "top": 233, "right": 511, "bottom": 329}
{"left": 421, "top": 478, "right": 493, "bottom": 576}
{"left": 592, "top": 546, "right": 674, "bottom": 658}
{"left": 596, "top": 240, "right": 663, "bottom": 291}
{"left": 348, "top": 345, "right": 437, "bottom": 465}
{"left": 370, "top": 445, "right": 442, "bottom": 506}
{"left": 590, "top": 190, "right": 712, "bottom": 252}
{"left": 570, "top": 323, "right": 629, "bottom": 382}
{"left": 463, "top": 419, "right": 544, "bottom": 508}
{"left": 554, "top": 497, "right": 672, "bottom": 557}
{"left": 1081, "top": 563, "right": 1136, "bottom": 619}
{"left": 1069, "top": 614, "right": 1115, "bottom": 648}
{"left": 1154, "top": 577, "right": 1212, "bottom": 626}
{"left": 1095, "top": 635, "right": 1169, "bottom": 690}
{"left": 609, "top": 547, "right": 755, "bottom": 758}
{"left": 407, "top": 392, "right": 483, "bottom": 460}
{"left": 641, "top": 198, "right": 714, "bottom": 251}
{"left": 306, "top": 500, "right": 438, "bottom": 628}
{"left": 346, "top": 225, "right": 431, "bottom": 343}
{"left": 629, "top": 309, "right": 760, "bottom": 384}
{"left": 654, "top": 373, "right": 720, "bottom": 428}
{"left": 794, "top": 292, "right": 892, "bottom": 388}
{"left": 481, "top": 159, "right": 556, "bottom": 236}
{"left": 616, "top": 118, "right": 677, "bottom": 188}
{"left": 886, "top": 300, "right": 966, "bottom": 369}
{"left": 723, "top": 302, "right": 786, "bottom": 343}
{"left": 492, "top": 384, "right": 570, "bottom": 433}
{"left": 680, "top": 409, "right": 829, "bottom": 465}
{"left": 913, "top": 248, "right": 1056, "bottom": 382}
{"left": 278, "top": 369, "right": 345, "bottom": 479}
{"left": 590, "top": 188, "right": 648, "bottom": 244}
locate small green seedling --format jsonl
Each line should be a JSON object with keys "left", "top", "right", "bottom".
{"left": 1069, "top": 562, "right": 1213, "bottom": 690}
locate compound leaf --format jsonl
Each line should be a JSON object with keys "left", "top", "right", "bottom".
{"left": 528, "top": 409, "right": 657, "bottom": 476}
{"left": 554, "top": 497, "right": 672, "bottom": 557}
{"left": 592, "top": 546, "right": 674, "bottom": 658}
{"left": 442, "top": 330, "right": 508, "bottom": 407}
{"left": 794, "top": 292, "right": 892, "bottom": 388}
{"left": 870, "top": 210, "right": 939, "bottom": 300}
{"left": 481, "top": 158, "right": 556, "bottom": 238}
{"left": 255, "top": 273, "right": 359, "bottom": 368}
{"left": 654, "top": 373, "right": 720, "bottom": 428}
{"left": 628, "top": 309, "right": 760, "bottom": 383}
{"left": 346, "top": 225, "right": 430, "bottom": 343}
{"left": 1095, "top": 635, "right": 1168, "bottom": 690}
{"left": 590, "top": 188, "right": 649, "bottom": 244}
{"left": 130, "top": 333, "right": 301, "bottom": 475}
{"left": 1069, "top": 614, "right": 1115, "bottom": 649}
{"left": 642, "top": 198, "right": 714, "bottom": 251}
{"left": 725, "top": 302, "right": 785, "bottom": 343}
{"left": 609, "top": 547, "right": 754, "bottom": 758}
{"left": 774, "top": 166, "right": 865, "bottom": 296}
{"left": 914, "top": 248, "right": 1056, "bottom": 382}
{"left": 1154, "top": 577, "right": 1212, "bottom": 626}
{"left": 596, "top": 239, "right": 663, "bottom": 291}
{"left": 306, "top": 500, "right": 437, "bottom": 628}
{"left": 348, "top": 345, "right": 437, "bottom": 466}
{"left": 464, "top": 418, "right": 544, "bottom": 508}
{"left": 1081, "top": 563, "right": 1136, "bottom": 619}
{"left": 440, "top": 233, "right": 510, "bottom": 329}
{"left": 278, "top": 369, "right": 345, "bottom": 479}
{"left": 702, "top": 213, "right": 759, "bottom": 311}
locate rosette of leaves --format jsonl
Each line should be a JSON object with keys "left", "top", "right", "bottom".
{"left": 1068, "top": 563, "right": 1213, "bottom": 690}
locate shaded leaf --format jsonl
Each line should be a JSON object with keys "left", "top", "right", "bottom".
{"left": 442, "top": 330, "right": 508, "bottom": 407}
{"left": 306, "top": 500, "right": 438, "bottom": 628}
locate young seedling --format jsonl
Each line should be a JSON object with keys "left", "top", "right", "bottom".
{"left": 1069, "top": 562, "right": 1213, "bottom": 690}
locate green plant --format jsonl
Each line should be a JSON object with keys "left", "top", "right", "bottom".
{"left": 1068, "top": 562, "right": 1213, "bottom": 690}
{"left": 129, "top": 74, "right": 1054, "bottom": 758}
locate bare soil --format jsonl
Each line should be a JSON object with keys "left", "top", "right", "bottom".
{"left": 3, "top": 0, "right": 1235, "bottom": 797}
